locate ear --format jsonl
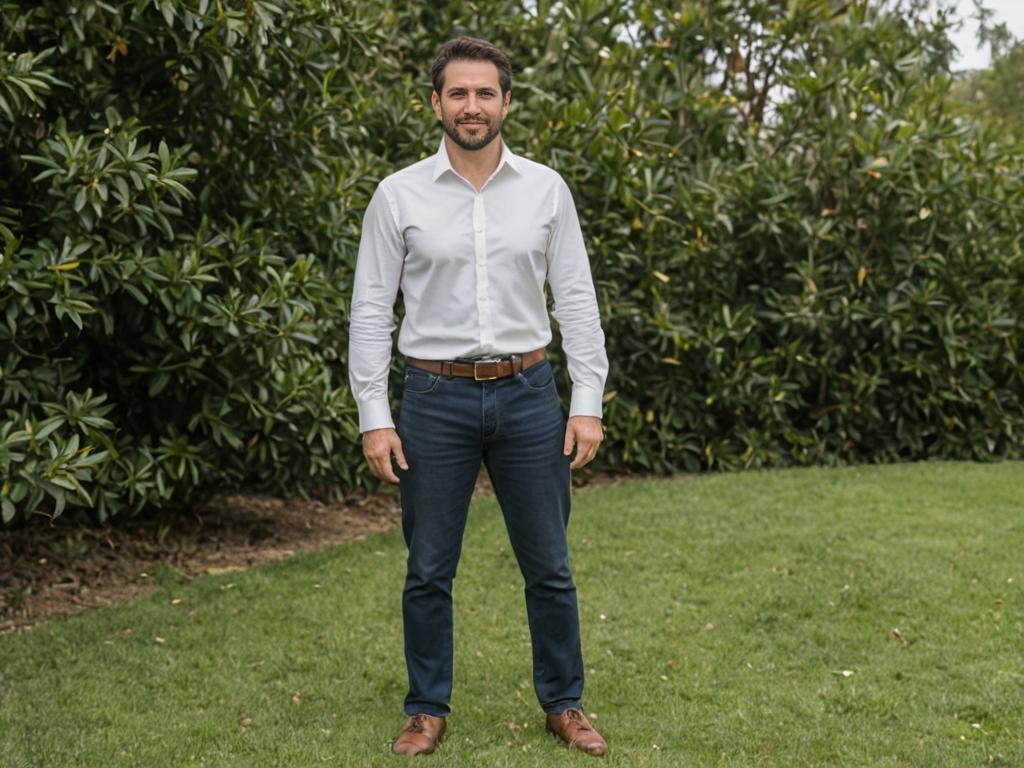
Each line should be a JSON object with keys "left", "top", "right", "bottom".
{"left": 502, "top": 90, "right": 511, "bottom": 117}
{"left": 431, "top": 90, "right": 442, "bottom": 120}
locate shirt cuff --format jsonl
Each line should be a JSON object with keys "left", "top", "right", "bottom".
{"left": 568, "top": 386, "right": 604, "bottom": 420}
{"left": 358, "top": 398, "right": 396, "bottom": 433}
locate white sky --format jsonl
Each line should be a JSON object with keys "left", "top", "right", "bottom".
{"left": 942, "top": 0, "right": 1024, "bottom": 70}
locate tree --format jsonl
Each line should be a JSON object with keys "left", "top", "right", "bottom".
{"left": 2, "top": 0, "right": 1022, "bottom": 526}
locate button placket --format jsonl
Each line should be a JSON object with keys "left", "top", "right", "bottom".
{"left": 473, "top": 193, "right": 494, "bottom": 350}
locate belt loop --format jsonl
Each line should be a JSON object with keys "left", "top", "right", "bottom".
{"left": 512, "top": 354, "right": 522, "bottom": 375}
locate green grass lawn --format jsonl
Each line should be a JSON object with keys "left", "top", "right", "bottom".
{"left": 1, "top": 462, "right": 1022, "bottom": 767}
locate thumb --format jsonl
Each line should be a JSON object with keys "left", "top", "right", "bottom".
{"left": 393, "top": 439, "right": 409, "bottom": 471}
{"left": 563, "top": 424, "right": 575, "bottom": 456}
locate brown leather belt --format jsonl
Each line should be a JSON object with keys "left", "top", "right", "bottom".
{"left": 407, "top": 348, "right": 546, "bottom": 381}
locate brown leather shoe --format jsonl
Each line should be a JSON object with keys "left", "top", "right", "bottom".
{"left": 391, "top": 713, "right": 446, "bottom": 756}
{"left": 545, "top": 708, "right": 607, "bottom": 757}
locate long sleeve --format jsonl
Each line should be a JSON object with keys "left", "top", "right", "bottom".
{"left": 348, "top": 183, "right": 404, "bottom": 433}
{"left": 546, "top": 178, "right": 609, "bottom": 418}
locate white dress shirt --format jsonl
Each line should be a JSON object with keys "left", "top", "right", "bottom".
{"left": 348, "top": 139, "right": 609, "bottom": 433}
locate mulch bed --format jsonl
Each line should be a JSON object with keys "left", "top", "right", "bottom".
{"left": 1, "top": 471, "right": 629, "bottom": 634}
{"left": 0, "top": 489, "right": 401, "bottom": 634}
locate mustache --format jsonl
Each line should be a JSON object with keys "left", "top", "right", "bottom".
{"left": 457, "top": 115, "right": 488, "bottom": 123}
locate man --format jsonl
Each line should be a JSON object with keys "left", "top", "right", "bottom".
{"left": 348, "top": 36, "right": 609, "bottom": 758}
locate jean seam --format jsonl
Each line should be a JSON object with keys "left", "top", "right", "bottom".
{"left": 516, "top": 372, "right": 554, "bottom": 392}
{"left": 404, "top": 373, "right": 441, "bottom": 395}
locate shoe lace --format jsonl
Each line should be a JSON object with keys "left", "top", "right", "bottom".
{"left": 407, "top": 714, "right": 427, "bottom": 734}
{"left": 564, "top": 709, "right": 593, "bottom": 731}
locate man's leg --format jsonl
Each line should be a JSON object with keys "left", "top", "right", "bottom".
{"left": 483, "top": 360, "right": 583, "bottom": 714}
{"left": 396, "top": 372, "right": 482, "bottom": 719}
{"left": 483, "top": 361, "right": 607, "bottom": 756}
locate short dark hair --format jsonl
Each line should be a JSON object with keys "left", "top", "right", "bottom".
{"left": 431, "top": 36, "right": 512, "bottom": 97}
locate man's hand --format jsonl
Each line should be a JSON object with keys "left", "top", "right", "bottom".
{"left": 563, "top": 415, "right": 603, "bottom": 470}
{"left": 362, "top": 428, "right": 408, "bottom": 484}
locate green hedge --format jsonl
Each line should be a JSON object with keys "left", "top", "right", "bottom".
{"left": 2, "top": 0, "right": 1022, "bottom": 525}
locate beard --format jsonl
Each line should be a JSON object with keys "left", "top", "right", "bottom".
{"left": 440, "top": 107, "right": 504, "bottom": 151}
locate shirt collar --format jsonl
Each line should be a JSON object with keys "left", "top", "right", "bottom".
{"left": 431, "top": 136, "right": 521, "bottom": 183}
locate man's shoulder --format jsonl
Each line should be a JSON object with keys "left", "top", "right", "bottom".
{"left": 378, "top": 153, "right": 436, "bottom": 191}
{"left": 509, "top": 151, "right": 567, "bottom": 187}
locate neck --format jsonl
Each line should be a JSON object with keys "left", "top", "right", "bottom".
{"left": 444, "top": 134, "right": 503, "bottom": 189}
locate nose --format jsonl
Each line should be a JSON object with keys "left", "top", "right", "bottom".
{"left": 465, "top": 93, "right": 480, "bottom": 114}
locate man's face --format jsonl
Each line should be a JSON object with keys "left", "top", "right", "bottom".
{"left": 432, "top": 59, "right": 511, "bottom": 152}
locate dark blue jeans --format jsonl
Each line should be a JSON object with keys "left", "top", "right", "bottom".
{"left": 396, "top": 358, "right": 584, "bottom": 718}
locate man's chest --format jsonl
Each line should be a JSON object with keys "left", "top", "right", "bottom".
{"left": 399, "top": 187, "right": 555, "bottom": 273}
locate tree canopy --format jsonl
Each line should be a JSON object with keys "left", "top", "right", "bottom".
{"left": 2, "top": 0, "right": 1022, "bottom": 525}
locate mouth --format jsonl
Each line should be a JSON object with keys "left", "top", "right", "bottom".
{"left": 458, "top": 119, "right": 487, "bottom": 128}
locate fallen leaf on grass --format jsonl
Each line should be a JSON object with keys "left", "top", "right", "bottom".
{"left": 240, "top": 716, "right": 252, "bottom": 727}
{"left": 503, "top": 721, "right": 527, "bottom": 747}
{"left": 206, "top": 566, "right": 245, "bottom": 576}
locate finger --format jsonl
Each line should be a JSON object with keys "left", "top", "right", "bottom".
{"left": 378, "top": 458, "right": 400, "bottom": 484}
{"left": 563, "top": 425, "right": 575, "bottom": 457}
{"left": 367, "top": 453, "right": 399, "bottom": 484}
{"left": 572, "top": 441, "right": 599, "bottom": 469}
{"left": 368, "top": 456, "right": 385, "bottom": 481}
{"left": 393, "top": 441, "right": 409, "bottom": 471}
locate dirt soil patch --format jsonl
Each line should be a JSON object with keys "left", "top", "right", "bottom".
{"left": 1, "top": 472, "right": 627, "bottom": 634}
{"left": 0, "top": 488, "right": 401, "bottom": 634}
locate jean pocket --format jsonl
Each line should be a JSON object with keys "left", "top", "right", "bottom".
{"left": 403, "top": 367, "right": 441, "bottom": 394}
{"left": 516, "top": 360, "right": 554, "bottom": 392}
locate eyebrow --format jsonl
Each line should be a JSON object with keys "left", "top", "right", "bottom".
{"left": 446, "top": 86, "right": 498, "bottom": 94}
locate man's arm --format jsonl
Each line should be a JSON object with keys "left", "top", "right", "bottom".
{"left": 348, "top": 184, "right": 407, "bottom": 482}
{"left": 546, "top": 178, "right": 610, "bottom": 469}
